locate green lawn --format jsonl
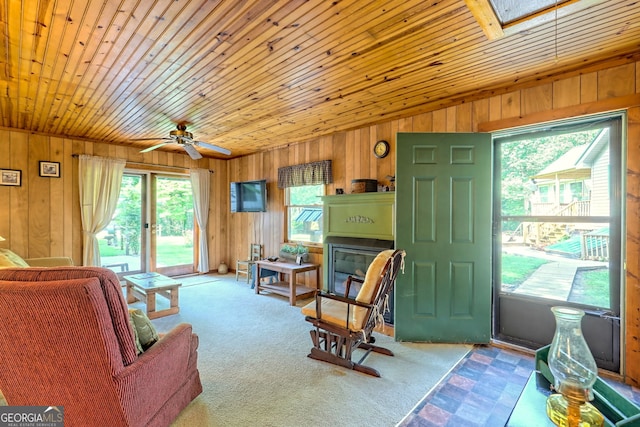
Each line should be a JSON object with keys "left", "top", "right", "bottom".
{"left": 501, "top": 254, "right": 549, "bottom": 288}
{"left": 99, "top": 236, "right": 193, "bottom": 265}
{"left": 98, "top": 240, "right": 126, "bottom": 257}
{"left": 570, "top": 268, "right": 610, "bottom": 308}
{"left": 502, "top": 253, "right": 610, "bottom": 307}
{"left": 156, "top": 238, "right": 194, "bottom": 265}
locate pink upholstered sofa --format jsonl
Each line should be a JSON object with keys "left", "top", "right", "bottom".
{"left": 0, "top": 266, "right": 202, "bottom": 426}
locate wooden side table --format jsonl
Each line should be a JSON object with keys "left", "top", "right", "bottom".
{"left": 124, "top": 272, "right": 182, "bottom": 319}
{"left": 255, "top": 260, "right": 320, "bottom": 305}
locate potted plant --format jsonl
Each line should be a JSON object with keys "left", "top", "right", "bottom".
{"left": 279, "top": 243, "right": 309, "bottom": 263}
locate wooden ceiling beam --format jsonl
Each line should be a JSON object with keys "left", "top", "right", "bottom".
{"left": 463, "top": 0, "right": 504, "bottom": 40}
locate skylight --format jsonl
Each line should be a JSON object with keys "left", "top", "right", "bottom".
{"left": 465, "top": 0, "right": 606, "bottom": 40}
{"left": 489, "top": 0, "right": 571, "bottom": 25}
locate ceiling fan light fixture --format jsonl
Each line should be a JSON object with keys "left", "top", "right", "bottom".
{"left": 133, "top": 123, "right": 230, "bottom": 159}
{"left": 170, "top": 129, "right": 193, "bottom": 140}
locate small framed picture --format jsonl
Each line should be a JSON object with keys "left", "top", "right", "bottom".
{"left": 0, "top": 169, "right": 21, "bottom": 186}
{"left": 39, "top": 161, "right": 60, "bottom": 178}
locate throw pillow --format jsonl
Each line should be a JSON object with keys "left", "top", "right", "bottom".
{"left": 127, "top": 312, "right": 144, "bottom": 355}
{"left": 0, "top": 249, "right": 29, "bottom": 268}
{"left": 128, "top": 308, "right": 159, "bottom": 351}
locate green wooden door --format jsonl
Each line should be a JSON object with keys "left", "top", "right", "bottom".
{"left": 395, "top": 132, "right": 492, "bottom": 342}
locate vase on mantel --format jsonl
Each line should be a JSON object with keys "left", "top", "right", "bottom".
{"left": 546, "top": 306, "right": 603, "bottom": 427}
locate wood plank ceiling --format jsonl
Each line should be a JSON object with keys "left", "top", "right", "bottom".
{"left": 1, "top": 0, "right": 639, "bottom": 158}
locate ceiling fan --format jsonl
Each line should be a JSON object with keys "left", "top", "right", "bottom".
{"left": 133, "top": 123, "right": 231, "bottom": 159}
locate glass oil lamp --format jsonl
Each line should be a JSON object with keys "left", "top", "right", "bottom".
{"left": 546, "top": 306, "right": 604, "bottom": 427}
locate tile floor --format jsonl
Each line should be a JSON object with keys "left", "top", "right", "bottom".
{"left": 398, "top": 345, "right": 640, "bottom": 427}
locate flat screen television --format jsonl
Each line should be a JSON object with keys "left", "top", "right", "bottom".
{"left": 230, "top": 179, "right": 267, "bottom": 212}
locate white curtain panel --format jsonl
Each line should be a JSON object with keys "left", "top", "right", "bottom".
{"left": 190, "top": 169, "right": 210, "bottom": 273}
{"left": 78, "top": 155, "right": 125, "bottom": 266}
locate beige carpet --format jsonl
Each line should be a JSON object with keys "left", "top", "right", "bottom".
{"left": 145, "top": 274, "right": 471, "bottom": 427}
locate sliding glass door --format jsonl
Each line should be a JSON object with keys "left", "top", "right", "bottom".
{"left": 100, "top": 171, "right": 196, "bottom": 277}
{"left": 493, "top": 114, "right": 623, "bottom": 372}
{"left": 100, "top": 174, "right": 145, "bottom": 274}
{"left": 152, "top": 175, "right": 195, "bottom": 276}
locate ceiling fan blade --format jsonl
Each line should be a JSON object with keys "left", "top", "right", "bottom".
{"left": 140, "top": 142, "right": 169, "bottom": 153}
{"left": 193, "top": 140, "right": 231, "bottom": 156}
{"left": 183, "top": 143, "right": 203, "bottom": 160}
{"left": 130, "top": 137, "right": 173, "bottom": 141}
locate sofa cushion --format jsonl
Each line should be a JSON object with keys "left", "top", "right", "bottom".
{"left": 0, "top": 249, "right": 29, "bottom": 268}
{"left": 301, "top": 297, "right": 369, "bottom": 331}
{"left": 0, "top": 267, "right": 138, "bottom": 365}
{"left": 128, "top": 308, "right": 158, "bottom": 351}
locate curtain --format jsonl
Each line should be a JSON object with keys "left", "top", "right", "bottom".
{"left": 79, "top": 155, "right": 126, "bottom": 266}
{"left": 277, "top": 160, "right": 332, "bottom": 188}
{"left": 190, "top": 169, "right": 210, "bottom": 273}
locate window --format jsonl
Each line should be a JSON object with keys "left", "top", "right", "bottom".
{"left": 101, "top": 172, "right": 196, "bottom": 276}
{"left": 286, "top": 184, "right": 324, "bottom": 244}
{"left": 278, "top": 159, "right": 331, "bottom": 244}
{"left": 466, "top": 0, "right": 606, "bottom": 40}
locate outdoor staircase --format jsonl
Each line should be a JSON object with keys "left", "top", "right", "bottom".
{"left": 525, "top": 223, "right": 573, "bottom": 247}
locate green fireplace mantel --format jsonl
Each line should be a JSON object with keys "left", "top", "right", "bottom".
{"left": 322, "top": 192, "right": 395, "bottom": 241}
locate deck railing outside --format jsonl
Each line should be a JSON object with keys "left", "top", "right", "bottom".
{"left": 531, "top": 200, "right": 590, "bottom": 216}
{"left": 582, "top": 232, "right": 610, "bottom": 261}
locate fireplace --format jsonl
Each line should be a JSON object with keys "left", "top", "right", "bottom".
{"left": 321, "top": 192, "right": 396, "bottom": 323}
{"left": 326, "top": 236, "right": 395, "bottom": 324}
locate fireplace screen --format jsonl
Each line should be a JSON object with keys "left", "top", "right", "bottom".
{"left": 332, "top": 248, "right": 378, "bottom": 298}
{"left": 326, "top": 237, "right": 394, "bottom": 323}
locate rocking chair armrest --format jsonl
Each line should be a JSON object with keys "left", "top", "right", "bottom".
{"left": 314, "top": 291, "right": 373, "bottom": 318}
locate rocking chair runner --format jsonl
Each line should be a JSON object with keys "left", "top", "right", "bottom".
{"left": 301, "top": 249, "right": 405, "bottom": 377}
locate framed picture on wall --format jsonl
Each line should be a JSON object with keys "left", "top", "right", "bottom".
{"left": 0, "top": 169, "right": 21, "bottom": 186}
{"left": 39, "top": 161, "right": 60, "bottom": 178}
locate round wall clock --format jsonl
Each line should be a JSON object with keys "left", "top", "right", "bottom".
{"left": 373, "top": 140, "right": 390, "bottom": 158}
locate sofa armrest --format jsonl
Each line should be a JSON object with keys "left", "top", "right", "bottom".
{"left": 114, "top": 323, "right": 198, "bottom": 425}
{"left": 25, "top": 257, "right": 74, "bottom": 267}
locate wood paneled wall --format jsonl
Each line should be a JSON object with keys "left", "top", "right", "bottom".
{"left": 1, "top": 57, "right": 639, "bottom": 385}
{"left": 0, "top": 134, "right": 228, "bottom": 269}
{"left": 226, "top": 58, "right": 640, "bottom": 385}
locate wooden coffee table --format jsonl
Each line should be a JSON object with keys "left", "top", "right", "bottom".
{"left": 255, "top": 260, "right": 320, "bottom": 305}
{"left": 124, "top": 272, "right": 182, "bottom": 319}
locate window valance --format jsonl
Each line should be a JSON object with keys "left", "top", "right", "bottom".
{"left": 277, "top": 160, "right": 332, "bottom": 189}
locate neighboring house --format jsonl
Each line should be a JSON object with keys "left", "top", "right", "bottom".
{"left": 526, "top": 129, "right": 610, "bottom": 259}
{"left": 531, "top": 128, "right": 610, "bottom": 217}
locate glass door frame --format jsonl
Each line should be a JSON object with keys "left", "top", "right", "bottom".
{"left": 491, "top": 113, "right": 625, "bottom": 373}
{"left": 102, "top": 168, "right": 197, "bottom": 278}
{"left": 150, "top": 172, "right": 198, "bottom": 277}
{"left": 102, "top": 171, "right": 148, "bottom": 276}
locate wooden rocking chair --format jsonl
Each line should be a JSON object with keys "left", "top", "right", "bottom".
{"left": 301, "top": 249, "right": 405, "bottom": 377}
